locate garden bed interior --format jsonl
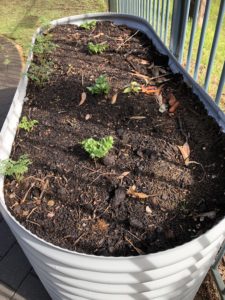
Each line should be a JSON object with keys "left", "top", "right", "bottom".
{"left": 4, "top": 21, "right": 225, "bottom": 257}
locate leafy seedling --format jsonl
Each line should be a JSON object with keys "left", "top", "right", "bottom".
{"left": 81, "top": 136, "right": 114, "bottom": 159}
{"left": 19, "top": 116, "right": 38, "bottom": 132}
{"left": 123, "top": 81, "right": 141, "bottom": 94}
{"left": 27, "top": 61, "right": 53, "bottom": 86}
{"left": 80, "top": 21, "right": 96, "bottom": 30}
{"left": 0, "top": 154, "right": 32, "bottom": 181}
{"left": 33, "top": 34, "right": 57, "bottom": 57}
{"left": 87, "top": 75, "right": 110, "bottom": 95}
{"left": 87, "top": 42, "right": 108, "bottom": 54}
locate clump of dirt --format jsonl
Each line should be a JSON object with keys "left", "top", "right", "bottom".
{"left": 4, "top": 21, "right": 225, "bottom": 256}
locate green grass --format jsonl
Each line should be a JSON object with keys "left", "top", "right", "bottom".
{"left": 182, "top": 0, "right": 225, "bottom": 108}
{"left": 0, "top": 0, "right": 107, "bottom": 56}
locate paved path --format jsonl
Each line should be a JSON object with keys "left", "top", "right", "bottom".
{"left": 0, "top": 36, "right": 50, "bottom": 300}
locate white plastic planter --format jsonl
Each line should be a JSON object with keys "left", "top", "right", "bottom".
{"left": 0, "top": 13, "right": 225, "bottom": 300}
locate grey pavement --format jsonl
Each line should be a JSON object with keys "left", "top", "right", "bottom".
{"left": 0, "top": 36, "right": 51, "bottom": 300}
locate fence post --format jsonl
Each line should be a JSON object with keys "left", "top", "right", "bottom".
{"left": 109, "top": 0, "right": 118, "bottom": 12}
{"left": 169, "top": 0, "right": 190, "bottom": 62}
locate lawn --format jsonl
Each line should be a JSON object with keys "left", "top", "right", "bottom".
{"left": 182, "top": 0, "right": 225, "bottom": 108}
{"left": 0, "top": 0, "right": 107, "bottom": 55}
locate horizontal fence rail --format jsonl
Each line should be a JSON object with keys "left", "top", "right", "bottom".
{"left": 109, "top": 0, "right": 225, "bottom": 108}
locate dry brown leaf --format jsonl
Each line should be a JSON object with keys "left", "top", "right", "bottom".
{"left": 117, "top": 171, "right": 130, "bottom": 180}
{"left": 178, "top": 142, "right": 190, "bottom": 165}
{"left": 169, "top": 101, "right": 180, "bottom": 113}
{"left": 47, "top": 212, "right": 55, "bottom": 218}
{"left": 94, "top": 32, "right": 104, "bottom": 38}
{"left": 129, "top": 116, "right": 146, "bottom": 120}
{"left": 79, "top": 92, "right": 87, "bottom": 106}
{"left": 85, "top": 114, "right": 92, "bottom": 120}
{"left": 127, "top": 185, "right": 149, "bottom": 199}
{"left": 140, "top": 59, "right": 149, "bottom": 65}
{"left": 47, "top": 200, "right": 55, "bottom": 207}
{"left": 111, "top": 93, "right": 118, "bottom": 104}
{"left": 168, "top": 93, "right": 177, "bottom": 106}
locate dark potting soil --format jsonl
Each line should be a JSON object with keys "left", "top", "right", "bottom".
{"left": 4, "top": 21, "right": 225, "bottom": 256}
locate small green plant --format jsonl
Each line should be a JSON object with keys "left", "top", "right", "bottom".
{"left": 87, "top": 42, "right": 108, "bottom": 54}
{"left": 87, "top": 75, "right": 110, "bottom": 95}
{"left": 0, "top": 154, "right": 32, "bottom": 181}
{"left": 19, "top": 116, "right": 38, "bottom": 132}
{"left": 80, "top": 20, "right": 96, "bottom": 30}
{"left": 123, "top": 81, "right": 141, "bottom": 94}
{"left": 27, "top": 61, "right": 53, "bottom": 86}
{"left": 81, "top": 136, "right": 114, "bottom": 159}
{"left": 33, "top": 34, "right": 57, "bottom": 57}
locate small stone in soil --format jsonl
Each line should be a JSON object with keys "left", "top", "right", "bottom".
{"left": 129, "top": 217, "right": 144, "bottom": 229}
{"left": 111, "top": 187, "right": 126, "bottom": 208}
{"left": 102, "top": 155, "right": 116, "bottom": 167}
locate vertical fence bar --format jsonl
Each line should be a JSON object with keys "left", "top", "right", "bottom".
{"left": 186, "top": 0, "right": 200, "bottom": 72}
{"left": 169, "top": 0, "right": 183, "bottom": 57}
{"left": 215, "top": 62, "right": 225, "bottom": 105}
{"left": 146, "top": 0, "right": 150, "bottom": 22}
{"left": 204, "top": 0, "right": 225, "bottom": 91}
{"left": 193, "top": 0, "right": 212, "bottom": 81}
{"left": 156, "top": 0, "right": 160, "bottom": 34}
{"left": 160, "top": 0, "right": 165, "bottom": 39}
{"left": 177, "top": 0, "right": 191, "bottom": 63}
{"left": 153, "top": 0, "right": 157, "bottom": 30}
{"left": 149, "top": 0, "right": 152, "bottom": 24}
{"left": 164, "top": 0, "right": 170, "bottom": 45}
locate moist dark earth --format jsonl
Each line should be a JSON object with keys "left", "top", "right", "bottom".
{"left": 4, "top": 21, "right": 225, "bottom": 256}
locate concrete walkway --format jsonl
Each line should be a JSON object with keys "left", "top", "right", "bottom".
{"left": 0, "top": 36, "right": 50, "bottom": 300}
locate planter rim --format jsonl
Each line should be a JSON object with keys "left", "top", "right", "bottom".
{"left": 0, "top": 12, "right": 225, "bottom": 262}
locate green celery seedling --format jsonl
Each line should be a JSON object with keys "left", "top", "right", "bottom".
{"left": 87, "top": 75, "right": 110, "bottom": 95}
{"left": 0, "top": 154, "right": 32, "bottom": 181}
{"left": 19, "top": 116, "right": 39, "bottom": 132}
{"left": 87, "top": 42, "right": 108, "bottom": 54}
{"left": 81, "top": 136, "right": 114, "bottom": 159}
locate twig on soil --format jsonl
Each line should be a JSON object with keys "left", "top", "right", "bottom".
{"left": 130, "top": 71, "right": 172, "bottom": 84}
{"left": 20, "top": 182, "right": 35, "bottom": 204}
{"left": 27, "top": 220, "right": 41, "bottom": 227}
{"left": 64, "top": 232, "right": 86, "bottom": 246}
{"left": 26, "top": 206, "right": 38, "bottom": 220}
{"left": 125, "top": 236, "right": 145, "bottom": 255}
{"left": 116, "top": 30, "right": 139, "bottom": 51}
{"left": 126, "top": 230, "right": 142, "bottom": 242}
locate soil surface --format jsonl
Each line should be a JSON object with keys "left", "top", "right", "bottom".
{"left": 4, "top": 21, "right": 225, "bottom": 256}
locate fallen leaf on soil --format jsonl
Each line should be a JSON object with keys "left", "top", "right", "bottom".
{"left": 129, "top": 116, "right": 146, "bottom": 120}
{"left": 169, "top": 101, "right": 180, "bottom": 113}
{"left": 139, "top": 59, "right": 150, "bottom": 65}
{"left": 168, "top": 93, "right": 177, "bottom": 106}
{"left": 47, "top": 212, "right": 55, "bottom": 218}
{"left": 79, "top": 92, "right": 87, "bottom": 106}
{"left": 85, "top": 114, "right": 92, "bottom": 120}
{"left": 22, "top": 210, "right": 29, "bottom": 217}
{"left": 117, "top": 171, "right": 130, "bottom": 180}
{"left": 130, "top": 70, "right": 150, "bottom": 84}
{"left": 47, "top": 200, "right": 55, "bottom": 207}
{"left": 111, "top": 93, "right": 118, "bottom": 104}
{"left": 141, "top": 85, "right": 160, "bottom": 95}
{"left": 127, "top": 185, "right": 149, "bottom": 199}
{"left": 93, "top": 32, "right": 104, "bottom": 38}
{"left": 146, "top": 206, "right": 152, "bottom": 214}
{"left": 94, "top": 219, "right": 109, "bottom": 232}
{"left": 178, "top": 142, "right": 190, "bottom": 165}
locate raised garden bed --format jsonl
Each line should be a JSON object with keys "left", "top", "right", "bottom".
{"left": 2, "top": 20, "right": 225, "bottom": 257}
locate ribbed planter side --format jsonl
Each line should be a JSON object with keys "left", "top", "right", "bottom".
{"left": 0, "top": 13, "right": 225, "bottom": 300}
